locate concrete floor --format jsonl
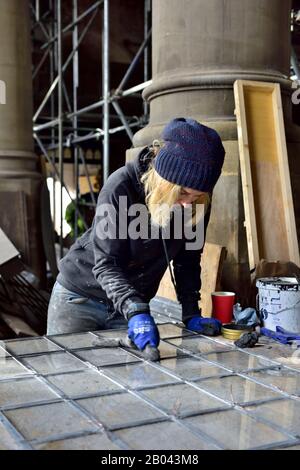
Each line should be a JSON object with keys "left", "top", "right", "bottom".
{"left": 0, "top": 308, "right": 300, "bottom": 450}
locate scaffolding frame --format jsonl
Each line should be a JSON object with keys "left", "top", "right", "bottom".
{"left": 31, "top": 0, "right": 152, "bottom": 257}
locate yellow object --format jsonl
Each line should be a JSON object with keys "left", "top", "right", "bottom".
{"left": 221, "top": 323, "right": 252, "bottom": 340}
{"left": 79, "top": 175, "right": 97, "bottom": 195}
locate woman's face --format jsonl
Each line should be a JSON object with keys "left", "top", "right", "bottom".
{"left": 175, "top": 187, "right": 207, "bottom": 207}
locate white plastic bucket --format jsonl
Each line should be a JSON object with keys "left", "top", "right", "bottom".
{"left": 256, "top": 277, "right": 300, "bottom": 333}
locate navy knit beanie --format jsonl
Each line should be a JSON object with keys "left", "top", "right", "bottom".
{"left": 153, "top": 118, "right": 225, "bottom": 192}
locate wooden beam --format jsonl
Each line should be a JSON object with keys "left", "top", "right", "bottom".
{"left": 200, "top": 243, "right": 227, "bottom": 317}
{"left": 234, "top": 79, "right": 300, "bottom": 269}
{"left": 156, "top": 242, "right": 227, "bottom": 318}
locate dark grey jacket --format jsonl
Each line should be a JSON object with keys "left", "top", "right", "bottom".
{"left": 58, "top": 148, "right": 210, "bottom": 322}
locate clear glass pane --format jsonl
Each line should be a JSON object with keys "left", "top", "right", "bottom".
{"left": 130, "top": 341, "right": 186, "bottom": 361}
{"left": 0, "top": 357, "right": 32, "bottom": 379}
{"left": 184, "top": 409, "right": 290, "bottom": 449}
{"left": 21, "top": 352, "right": 87, "bottom": 375}
{"left": 4, "top": 338, "right": 61, "bottom": 356}
{"left": 247, "top": 341, "right": 299, "bottom": 369}
{"left": 140, "top": 383, "right": 230, "bottom": 416}
{"left": 91, "top": 336, "right": 186, "bottom": 361}
{"left": 104, "top": 363, "right": 180, "bottom": 389}
{"left": 50, "top": 332, "right": 98, "bottom": 350}
{"left": 284, "top": 361, "right": 300, "bottom": 372}
{"left": 158, "top": 356, "right": 232, "bottom": 380}
{"left": 76, "top": 392, "right": 164, "bottom": 429}
{"left": 0, "top": 377, "right": 58, "bottom": 408}
{"left": 245, "top": 398, "right": 300, "bottom": 436}
{"left": 75, "top": 348, "right": 140, "bottom": 367}
{"left": 114, "top": 421, "right": 219, "bottom": 450}
{"left": 4, "top": 401, "right": 97, "bottom": 441}
{"left": 157, "top": 323, "right": 195, "bottom": 339}
{"left": 151, "top": 311, "right": 177, "bottom": 324}
{"left": 0, "top": 421, "right": 23, "bottom": 450}
{"left": 194, "top": 375, "right": 283, "bottom": 405}
{"left": 47, "top": 370, "right": 123, "bottom": 398}
{"left": 166, "top": 336, "right": 232, "bottom": 355}
{"left": 94, "top": 330, "right": 128, "bottom": 341}
{"left": 245, "top": 368, "right": 300, "bottom": 395}
{"left": 157, "top": 341, "right": 186, "bottom": 359}
{"left": 34, "top": 432, "right": 122, "bottom": 450}
{"left": 203, "top": 350, "right": 278, "bottom": 372}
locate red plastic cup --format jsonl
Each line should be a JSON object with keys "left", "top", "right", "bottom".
{"left": 211, "top": 292, "right": 236, "bottom": 324}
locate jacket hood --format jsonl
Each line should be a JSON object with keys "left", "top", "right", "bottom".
{"left": 128, "top": 146, "right": 155, "bottom": 199}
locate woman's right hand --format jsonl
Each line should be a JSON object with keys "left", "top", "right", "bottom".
{"left": 127, "top": 313, "right": 160, "bottom": 350}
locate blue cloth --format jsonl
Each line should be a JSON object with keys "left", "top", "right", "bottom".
{"left": 233, "top": 304, "right": 259, "bottom": 326}
{"left": 47, "top": 281, "right": 127, "bottom": 335}
{"left": 128, "top": 313, "right": 160, "bottom": 350}
{"left": 154, "top": 118, "right": 225, "bottom": 192}
{"left": 187, "top": 316, "right": 222, "bottom": 336}
{"left": 261, "top": 326, "right": 300, "bottom": 346}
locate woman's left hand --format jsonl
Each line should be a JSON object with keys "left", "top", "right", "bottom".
{"left": 186, "top": 316, "right": 222, "bottom": 336}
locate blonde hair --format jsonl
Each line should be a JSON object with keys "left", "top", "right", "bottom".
{"left": 141, "top": 163, "right": 210, "bottom": 227}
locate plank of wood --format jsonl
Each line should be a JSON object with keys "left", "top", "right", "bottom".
{"left": 272, "top": 85, "right": 300, "bottom": 264}
{"left": 0, "top": 228, "right": 20, "bottom": 266}
{"left": 234, "top": 80, "right": 259, "bottom": 271}
{"left": 156, "top": 267, "right": 177, "bottom": 303}
{"left": 200, "top": 243, "right": 227, "bottom": 317}
{"left": 234, "top": 80, "right": 300, "bottom": 269}
{"left": 0, "top": 313, "right": 38, "bottom": 337}
{"left": 156, "top": 242, "right": 227, "bottom": 318}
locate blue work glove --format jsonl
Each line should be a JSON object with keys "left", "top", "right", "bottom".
{"left": 186, "top": 316, "right": 222, "bottom": 336}
{"left": 261, "top": 326, "right": 300, "bottom": 346}
{"left": 128, "top": 313, "right": 160, "bottom": 351}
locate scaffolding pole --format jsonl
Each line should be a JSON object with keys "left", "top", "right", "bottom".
{"left": 73, "top": 0, "right": 79, "bottom": 239}
{"left": 144, "top": 0, "right": 151, "bottom": 118}
{"left": 102, "top": 0, "right": 110, "bottom": 182}
{"left": 57, "top": 0, "right": 64, "bottom": 258}
{"left": 33, "top": 7, "right": 99, "bottom": 123}
{"left": 50, "top": 0, "right": 56, "bottom": 228}
{"left": 41, "top": 0, "right": 104, "bottom": 50}
{"left": 31, "top": 0, "right": 152, "bottom": 256}
{"left": 34, "top": 133, "right": 88, "bottom": 231}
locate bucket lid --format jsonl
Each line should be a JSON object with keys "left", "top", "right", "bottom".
{"left": 256, "top": 277, "right": 300, "bottom": 290}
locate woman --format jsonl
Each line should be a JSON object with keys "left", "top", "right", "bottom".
{"left": 47, "top": 118, "right": 225, "bottom": 351}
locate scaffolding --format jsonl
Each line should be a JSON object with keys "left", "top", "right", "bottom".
{"left": 31, "top": 0, "right": 152, "bottom": 258}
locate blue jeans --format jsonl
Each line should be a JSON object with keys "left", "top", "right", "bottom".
{"left": 47, "top": 282, "right": 127, "bottom": 335}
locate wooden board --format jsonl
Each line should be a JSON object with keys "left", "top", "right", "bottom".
{"left": 0, "top": 191, "right": 29, "bottom": 264}
{"left": 0, "top": 313, "right": 38, "bottom": 337}
{"left": 0, "top": 228, "right": 19, "bottom": 266}
{"left": 200, "top": 243, "right": 227, "bottom": 316}
{"left": 234, "top": 80, "right": 300, "bottom": 270}
{"left": 156, "top": 242, "right": 227, "bottom": 317}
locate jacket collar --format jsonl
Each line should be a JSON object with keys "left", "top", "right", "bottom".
{"left": 129, "top": 146, "right": 155, "bottom": 199}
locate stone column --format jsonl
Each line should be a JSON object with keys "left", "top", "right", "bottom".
{"left": 127, "top": 0, "right": 298, "bottom": 302}
{"left": 0, "top": 0, "right": 45, "bottom": 283}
